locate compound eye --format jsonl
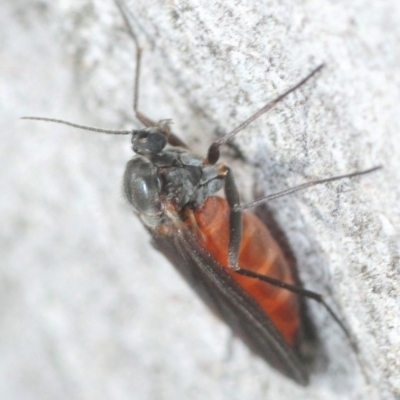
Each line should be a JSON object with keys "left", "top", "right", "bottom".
{"left": 146, "top": 132, "right": 167, "bottom": 154}
{"left": 132, "top": 130, "right": 167, "bottom": 155}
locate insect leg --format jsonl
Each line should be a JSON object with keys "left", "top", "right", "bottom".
{"left": 223, "top": 166, "right": 242, "bottom": 270}
{"left": 235, "top": 166, "right": 382, "bottom": 211}
{"left": 222, "top": 167, "right": 361, "bottom": 348}
{"left": 205, "top": 65, "right": 324, "bottom": 164}
{"left": 237, "top": 267, "right": 353, "bottom": 337}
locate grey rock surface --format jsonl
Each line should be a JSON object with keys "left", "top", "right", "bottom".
{"left": 1, "top": 0, "right": 399, "bottom": 399}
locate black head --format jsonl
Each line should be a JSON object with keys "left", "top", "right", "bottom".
{"left": 131, "top": 127, "right": 167, "bottom": 155}
{"left": 131, "top": 119, "right": 173, "bottom": 156}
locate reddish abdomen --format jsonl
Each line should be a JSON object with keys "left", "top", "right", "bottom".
{"left": 190, "top": 196, "right": 300, "bottom": 345}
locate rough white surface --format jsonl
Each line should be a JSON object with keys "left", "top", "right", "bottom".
{"left": 2, "top": 0, "right": 399, "bottom": 399}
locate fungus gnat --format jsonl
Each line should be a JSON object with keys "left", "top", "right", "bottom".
{"left": 22, "top": 0, "right": 380, "bottom": 385}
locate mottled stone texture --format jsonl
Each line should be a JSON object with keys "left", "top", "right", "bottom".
{"left": 1, "top": 0, "right": 399, "bottom": 399}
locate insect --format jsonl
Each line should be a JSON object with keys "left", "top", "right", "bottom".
{"left": 22, "top": 0, "right": 380, "bottom": 386}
